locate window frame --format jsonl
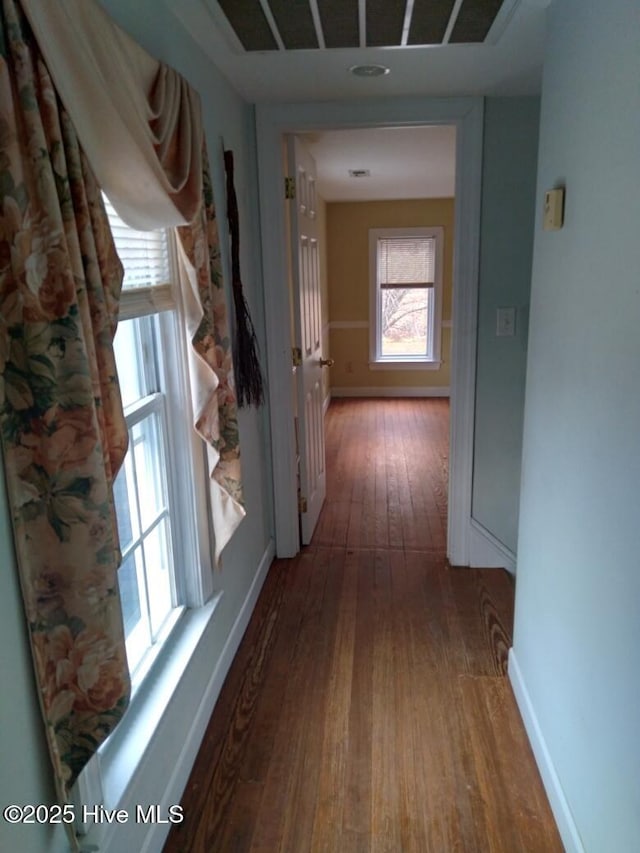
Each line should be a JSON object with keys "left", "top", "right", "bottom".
{"left": 368, "top": 226, "right": 444, "bottom": 369}
{"left": 71, "top": 209, "right": 218, "bottom": 838}
{"left": 113, "top": 304, "right": 214, "bottom": 691}
{"left": 109, "top": 218, "right": 215, "bottom": 689}
{"left": 104, "top": 195, "right": 214, "bottom": 614}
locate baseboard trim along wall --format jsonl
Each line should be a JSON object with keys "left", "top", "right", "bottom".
{"left": 508, "top": 649, "right": 585, "bottom": 853}
{"left": 331, "top": 386, "right": 450, "bottom": 398}
{"left": 469, "top": 518, "right": 516, "bottom": 573}
{"left": 134, "top": 540, "right": 275, "bottom": 853}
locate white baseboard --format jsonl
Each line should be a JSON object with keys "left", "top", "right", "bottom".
{"left": 508, "top": 648, "right": 584, "bottom": 853}
{"left": 137, "top": 539, "right": 275, "bottom": 853}
{"left": 469, "top": 518, "right": 516, "bottom": 574}
{"left": 331, "top": 386, "right": 450, "bottom": 398}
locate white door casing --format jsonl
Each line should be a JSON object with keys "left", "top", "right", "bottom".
{"left": 287, "top": 136, "right": 326, "bottom": 544}
{"left": 255, "top": 97, "right": 484, "bottom": 565}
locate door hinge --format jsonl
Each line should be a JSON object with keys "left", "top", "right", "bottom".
{"left": 298, "top": 495, "right": 308, "bottom": 513}
{"left": 292, "top": 346, "right": 302, "bottom": 367}
{"left": 284, "top": 176, "right": 296, "bottom": 200}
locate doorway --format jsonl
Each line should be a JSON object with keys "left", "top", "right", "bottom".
{"left": 290, "top": 125, "right": 456, "bottom": 545}
{"left": 255, "top": 97, "right": 484, "bottom": 565}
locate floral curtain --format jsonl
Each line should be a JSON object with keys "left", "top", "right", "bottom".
{"left": 1, "top": 0, "right": 247, "bottom": 813}
{"left": 18, "top": 0, "right": 246, "bottom": 559}
{"left": 0, "top": 0, "right": 130, "bottom": 800}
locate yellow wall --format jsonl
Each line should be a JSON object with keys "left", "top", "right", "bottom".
{"left": 327, "top": 198, "right": 454, "bottom": 392}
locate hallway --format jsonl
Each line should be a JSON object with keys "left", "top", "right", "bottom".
{"left": 163, "top": 399, "right": 562, "bottom": 852}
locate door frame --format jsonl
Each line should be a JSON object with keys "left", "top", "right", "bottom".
{"left": 255, "top": 96, "right": 484, "bottom": 564}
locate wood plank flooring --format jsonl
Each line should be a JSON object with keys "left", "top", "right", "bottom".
{"left": 163, "top": 398, "right": 562, "bottom": 853}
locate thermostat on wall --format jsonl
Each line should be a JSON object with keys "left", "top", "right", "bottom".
{"left": 543, "top": 188, "right": 564, "bottom": 230}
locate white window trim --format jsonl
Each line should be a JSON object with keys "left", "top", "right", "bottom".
{"left": 152, "top": 303, "right": 215, "bottom": 608}
{"left": 71, "top": 224, "right": 218, "bottom": 836}
{"left": 71, "top": 594, "right": 221, "bottom": 842}
{"left": 115, "top": 246, "right": 214, "bottom": 621}
{"left": 368, "top": 226, "right": 444, "bottom": 368}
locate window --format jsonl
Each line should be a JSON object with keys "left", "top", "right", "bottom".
{"left": 369, "top": 226, "right": 444, "bottom": 366}
{"left": 72, "top": 201, "right": 216, "bottom": 833}
{"left": 105, "top": 197, "right": 211, "bottom": 687}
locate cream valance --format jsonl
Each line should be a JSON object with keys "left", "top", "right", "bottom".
{"left": 21, "top": 0, "right": 203, "bottom": 230}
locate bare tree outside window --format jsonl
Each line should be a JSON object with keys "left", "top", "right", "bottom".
{"left": 381, "top": 287, "right": 431, "bottom": 355}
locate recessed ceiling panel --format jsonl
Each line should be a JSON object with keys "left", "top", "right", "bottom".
{"left": 450, "top": 0, "right": 504, "bottom": 43}
{"left": 217, "top": 0, "right": 277, "bottom": 51}
{"left": 269, "top": 0, "right": 318, "bottom": 49}
{"left": 409, "top": 0, "right": 456, "bottom": 45}
{"left": 216, "top": 0, "right": 510, "bottom": 50}
{"left": 317, "top": 0, "right": 359, "bottom": 48}
{"left": 366, "top": 0, "right": 406, "bottom": 47}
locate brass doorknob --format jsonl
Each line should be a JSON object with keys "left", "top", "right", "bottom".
{"left": 319, "top": 358, "right": 335, "bottom": 367}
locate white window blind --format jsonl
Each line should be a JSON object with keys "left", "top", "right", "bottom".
{"left": 103, "top": 195, "right": 172, "bottom": 290}
{"left": 103, "top": 194, "right": 175, "bottom": 319}
{"left": 377, "top": 236, "right": 436, "bottom": 288}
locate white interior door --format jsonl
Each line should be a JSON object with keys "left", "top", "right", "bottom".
{"left": 287, "top": 135, "right": 326, "bottom": 544}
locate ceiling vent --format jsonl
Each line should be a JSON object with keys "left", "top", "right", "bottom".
{"left": 349, "top": 169, "right": 371, "bottom": 178}
{"left": 216, "top": 0, "right": 508, "bottom": 52}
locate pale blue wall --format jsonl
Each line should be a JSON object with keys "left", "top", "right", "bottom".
{"left": 0, "top": 3, "right": 272, "bottom": 851}
{"left": 472, "top": 96, "right": 540, "bottom": 554}
{"left": 513, "top": 0, "right": 640, "bottom": 850}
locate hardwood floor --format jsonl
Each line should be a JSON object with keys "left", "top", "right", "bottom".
{"left": 163, "top": 399, "right": 562, "bottom": 853}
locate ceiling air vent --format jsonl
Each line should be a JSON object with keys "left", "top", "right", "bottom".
{"left": 216, "top": 0, "right": 508, "bottom": 51}
{"left": 349, "top": 169, "right": 371, "bottom": 178}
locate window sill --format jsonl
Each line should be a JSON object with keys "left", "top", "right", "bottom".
{"left": 76, "top": 594, "right": 222, "bottom": 846}
{"left": 369, "top": 359, "right": 442, "bottom": 371}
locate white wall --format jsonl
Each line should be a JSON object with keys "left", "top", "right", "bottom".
{"left": 512, "top": 0, "right": 640, "bottom": 850}
{"left": 0, "top": 3, "right": 273, "bottom": 851}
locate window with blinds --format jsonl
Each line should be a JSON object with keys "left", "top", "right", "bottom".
{"left": 102, "top": 195, "right": 172, "bottom": 289}
{"left": 76, "top": 195, "right": 214, "bottom": 826}
{"left": 101, "top": 194, "right": 208, "bottom": 688}
{"left": 369, "top": 227, "right": 444, "bottom": 364}
{"left": 102, "top": 195, "right": 175, "bottom": 320}
{"left": 377, "top": 236, "right": 436, "bottom": 289}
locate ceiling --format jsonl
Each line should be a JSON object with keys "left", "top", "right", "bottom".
{"left": 160, "top": 0, "right": 547, "bottom": 203}
{"left": 169, "top": 0, "right": 549, "bottom": 103}
{"left": 301, "top": 125, "right": 457, "bottom": 201}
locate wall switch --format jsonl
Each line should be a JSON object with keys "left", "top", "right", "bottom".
{"left": 496, "top": 307, "right": 516, "bottom": 337}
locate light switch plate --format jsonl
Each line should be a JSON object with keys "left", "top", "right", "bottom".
{"left": 496, "top": 307, "right": 516, "bottom": 337}
{"left": 543, "top": 188, "right": 565, "bottom": 230}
